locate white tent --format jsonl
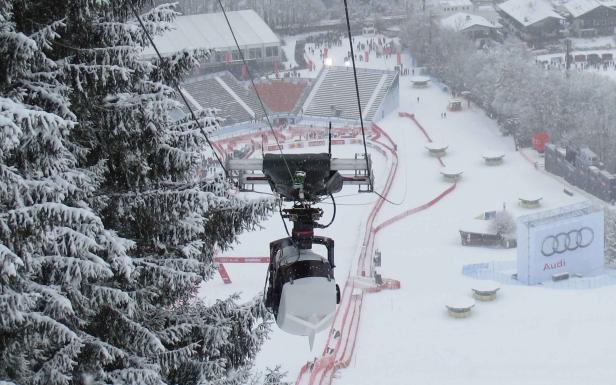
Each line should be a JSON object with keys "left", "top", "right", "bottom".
{"left": 142, "top": 9, "right": 280, "bottom": 58}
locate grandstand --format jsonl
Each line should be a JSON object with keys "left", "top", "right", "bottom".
{"left": 181, "top": 71, "right": 263, "bottom": 126}
{"left": 301, "top": 66, "right": 399, "bottom": 122}
{"left": 178, "top": 67, "right": 399, "bottom": 129}
{"left": 252, "top": 79, "right": 311, "bottom": 114}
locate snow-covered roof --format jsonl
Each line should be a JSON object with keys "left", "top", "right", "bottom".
{"left": 564, "top": 0, "right": 605, "bottom": 18}
{"left": 598, "top": 0, "right": 616, "bottom": 7}
{"left": 441, "top": 12, "right": 499, "bottom": 31}
{"left": 143, "top": 10, "right": 280, "bottom": 58}
{"left": 459, "top": 219, "right": 497, "bottom": 235}
{"left": 482, "top": 151, "right": 505, "bottom": 159}
{"left": 471, "top": 280, "right": 501, "bottom": 292}
{"left": 440, "top": 0, "right": 473, "bottom": 8}
{"left": 498, "top": 0, "right": 564, "bottom": 27}
{"left": 425, "top": 142, "right": 449, "bottom": 151}
{"left": 440, "top": 166, "right": 464, "bottom": 176}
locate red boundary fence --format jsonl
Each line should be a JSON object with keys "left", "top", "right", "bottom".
{"left": 214, "top": 256, "right": 269, "bottom": 285}
{"left": 217, "top": 264, "right": 231, "bottom": 284}
{"left": 399, "top": 112, "right": 445, "bottom": 167}
{"left": 214, "top": 256, "right": 270, "bottom": 263}
{"left": 373, "top": 183, "right": 456, "bottom": 234}
{"left": 295, "top": 115, "right": 457, "bottom": 385}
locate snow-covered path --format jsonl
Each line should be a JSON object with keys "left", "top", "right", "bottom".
{"left": 337, "top": 72, "right": 616, "bottom": 385}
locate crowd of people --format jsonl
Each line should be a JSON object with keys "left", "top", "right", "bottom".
{"left": 537, "top": 55, "right": 616, "bottom": 73}
{"left": 303, "top": 32, "right": 401, "bottom": 68}
{"left": 305, "top": 31, "right": 345, "bottom": 48}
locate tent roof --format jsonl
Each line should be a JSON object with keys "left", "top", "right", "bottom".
{"left": 143, "top": 9, "right": 280, "bottom": 58}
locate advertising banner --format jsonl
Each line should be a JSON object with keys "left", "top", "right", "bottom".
{"left": 309, "top": 140, "right": 326, "bottom": 147}
{"left": 517, "top": 202, "right": 604, "bottom": 284}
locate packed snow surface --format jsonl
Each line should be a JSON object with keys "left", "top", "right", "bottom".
{"left": 203, "top": 34, "right": 616, "bottom": 384}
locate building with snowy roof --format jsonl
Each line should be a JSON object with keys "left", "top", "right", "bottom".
{"left": 436, "top": 0, "right": 474, "bottom": 16}
{"left": 560, "top": 0, "right": 616, "bottom": 36}
{"left": 441, "top": 12, "right": 501, "bottom": 39}
{"left": 143, "top": 10, "right": 281, "bottom": 71}
{"left": 497, "top": 0, "right": 565, "bottom": 44}
{"left": 598, "top": 0, "right": 616, "bottom": 7}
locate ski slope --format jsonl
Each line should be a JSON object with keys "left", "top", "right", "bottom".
{"left": 203, "top": 35, "right": 616, "bottom": 384}
{"left": 338, "top": 81, "right": 616, "bottom": 385}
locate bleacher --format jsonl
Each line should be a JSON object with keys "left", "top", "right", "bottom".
{"left": 302, "top": 66, "right": 397, "bottom": 122}
{"left": 217, "top": 72, "right": 262, "bottom": 117}
{"left": 180, "top": 71, "right": 264, "bottom": 125}
{"left": 252, "top": 80, "right": 311, "bottom": 113}
{"left": 179, "top": 67, "right": 397, "bottom": 127}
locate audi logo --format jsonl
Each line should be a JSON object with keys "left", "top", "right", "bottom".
{"left": 541, "top": 227, "right": 594, "bottom": 257}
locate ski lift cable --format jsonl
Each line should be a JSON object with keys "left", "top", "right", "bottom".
{"left": 129, "top": 1, "right": 229, "bottom": 177}
{"left": 373, "top": 190, "right": 403, "bottom": 205}
{"left": 342, "top": 0, "right": 372, "bottom": 187}
{"left": 278, "top": 200, "right": 292, "bottom": 238}
{"left": 216, "top": 0, "right": 295, "bottom": 185}
{"left": 316, "top": 194, "right": 336, "bottom": 228}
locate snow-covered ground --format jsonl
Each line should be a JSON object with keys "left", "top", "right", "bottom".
{"left": 339, "top": 77, "right": 616, "bottom": 385}
{"left": 289, "top": 34, "right": 404, "bottom": 80}
{"left": 569, "top": 36, "right": 616, "bottom": 50}
{"left": 205, "top": 35, "right": 616, "bottom": 384}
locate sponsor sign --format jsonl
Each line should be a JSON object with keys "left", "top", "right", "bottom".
{"left": 517, "top": 202, "right": 604, "bottom": 284}
{"left": 309, "top": 140, "right": 326, "bottom": 147}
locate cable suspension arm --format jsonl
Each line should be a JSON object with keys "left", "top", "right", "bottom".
{"left": 342, "top": 0, "right": 372, "bottom": 188}
{"left": 216, "top": 0, "right": 295, "bottom": 185}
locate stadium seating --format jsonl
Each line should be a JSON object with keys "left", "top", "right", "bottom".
{"left": 181, "top": 71, "right": 263, "bottom": 125}
{"left": 302, "top": 66, "right": 396, "bottom": 121}
{"left": 218, "top": 72, "right": 262, "bottom": 117}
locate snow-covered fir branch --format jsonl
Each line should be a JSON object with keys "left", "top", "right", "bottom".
{"left": 0, "top": 1, "right": 274, "bottom": 384}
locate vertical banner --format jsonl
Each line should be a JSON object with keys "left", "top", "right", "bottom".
{"left": 365, "top": 51, "right": 369, "bottom": 62}
{"left": 397, "top": 52, "right": 402, "bottom": 65}
{"left": 225, "top": 51, "right": 231, "bottom": 64}
{"left": 241, "top": 64, "right": 248, "bottom": 79}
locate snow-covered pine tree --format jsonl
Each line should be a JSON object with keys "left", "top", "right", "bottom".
{"left": 262, "top": 366, "right": 291, "bottom": 385}
{"left": 490, "top": 210, "right": 516, "bottom": 237}
{"left": 1, "top": 1, "right": 274, "bottom": 384}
